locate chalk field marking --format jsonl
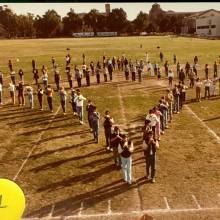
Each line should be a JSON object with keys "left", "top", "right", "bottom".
{"left": 163, "top": 197, "right": 170, "bottom": 210}
{"left": 22, "top": 206, "right": 220, "bottom": 220}
{"left": 185, "top": 105, "right": 220, "bottom": 144}
{"left": 13, "top": 106, "right": 61, "bottom": 181}
{"left": 78, "top": 201, "right": 84, "bottom": 216}
{"left": 107, "top": 200, "right": 112, "bottom": 214}
{"left": 192, "top": 194, "right": 201, "bottom": 209}
{"left": 48, "top": 204, "right": 55, "bottom": 218}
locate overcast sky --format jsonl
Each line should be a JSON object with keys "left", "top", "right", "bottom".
{"left": 5, "top": 3, "right": 220, "bottom": 21}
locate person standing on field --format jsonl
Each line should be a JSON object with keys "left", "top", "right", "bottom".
{"left": 70, "top": 88, "right": 77, "bottom": 116}
{"left": 42, "top": 71, "right": 48, "bottom": 89}
{"left": 92, "top": 106, "right": 100, "bottom": 143}
{"left": 33, "top": 68, "right": 39, "bottom": 85}
{"left": 74, "top": 89, "right": 86, "bottom": 125}
{"left": 85, "top": 67, "right": 91, "bottom": 86}
{"left": 54, "top": 67, "right": 61, "bottom": 91}
{"left": 0, "top": 71, "right": 3, "bottom": 86}
{"left": 212, "top": 76, "right": 218, "bottom": 96}
{"left": 17, "top": 81, "right": 25, "bottom": 106}
{"left": 204, "top": 77, "right": 211, "bottom": 99}
{"left": 32, "top": 59, "right": 36, "bottom": 70}
{"left": 130, "top": 64, "right": 136, "bottom": 81}
{"left": 205, "top": 64, "right": 209, "bottom": 78}
{"left": 10, "top": 70, "right": 16, "bottom": 85}
{"left": 185, "top": 62, "right": 190, "bottom": 78}
{"left": 59, "top": 86, "right": 67, "bottom": 115}
{"left": 9, "top": 82, "right": 15, "bottom": 105}
{"left": 214, "top": 61, "right": 218, "bottom": 77}
{"left": 46, "top": 85, "right": 54, "bottom": 113}
{"left": 8, "top": 60, "right": 13, "bottom": 72}
{"left": 164, "top": 61, "right": 169, "bottom": 76}
{"left": 118, "top": 135, "right": 134, "bottom": 185}
{"left": 75, "top": 66, "right": 82, "bottom": 88}
{"left": 25, "top": 84, "right": 34, "bottom": 109}
{"left": 124, "top": 64, "right": 129, "bottom": 80}
{"left": 179, "top": 68, "right": 185, "bottom": 84}
{"left": 96, "top": 65, "right": 101, "bottom": 84}
{"left": 37, "top": 84, "right": 44, "bottom": 110}
{"left": 103, "top": 110, "right": 114, "bottom": 150}
{"left": 86, "top": 100, "right": 95, "bottom": 132}
{"left": 66, "top": 68, "right": 73, "bottom": 89}
{"left": 195, "top": 78, "right": 202, "bottom": 102}
{"left": 173, "top": 54, "right": 177, "bottom": 64}
{"left": 168, "top": 69, "right": 174, "bottom": 87}
{"left": 18, "top": 69, "right": 24, "bottom": 82}
{"left": 143, "top": 131, "right": 159, "bottom": 183}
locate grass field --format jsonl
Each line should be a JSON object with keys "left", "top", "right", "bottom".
{"left": 0, "top": 36, "right": 220, "bottom": 220}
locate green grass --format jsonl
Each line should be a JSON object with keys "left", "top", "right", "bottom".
{"left": 0, "top": 36, "right": 220, "bottom": 219}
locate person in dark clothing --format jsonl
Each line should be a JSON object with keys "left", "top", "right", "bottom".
{"left": 54, "top": 69, "right": 61, "bottom": 91}
{"left": 90, "top": 61, "right": 95, "bottom": 75}
{"left": 0, "top": 71, "right": 3, "bottom": 85}
{"left": 37, "top": 84, "right": 44, "bottom": 110}
{"left": 92, "top": 106, "right": 100, "bottom": 143}
{"left": 32, "top": 59, "right": 36, "bottom": 70}
{"left": 75, "top": 66, "right": 82, "bottom": 87}
{"left": 164, "top": 61, "right": 169, "bottom": 76}
{"left": 143, "top": 131, "right": 159, "bottom": 183}
{"left": 85, "top": 67, "right": 90, "bottom": 86}
{"left": 8, "top": 60, "right": 13, "bottom": 72}
{"left": 96, "top": 66, "right": 101, "bottom": 84}
{"left": 185, "top": 62, "right": 190, "bottom": 77}
{"left": 159, "top": 51, "right": 164, "bottom": 63}
{"left": 33, "top": 69, "right": 39, "bottom": 85}
{"left": 17, "top": 81, "right": 25, "bottom": 106}
{"left": 86, "top": 100, "right": 95, "bottom": 132}
{"left": 179, "top": 69, "right": 185, "bottom": 84}
{"left": 46, "top": 85, "right": 53, "bottom": 113}
{"left": 110, "top": 126, "right": 124, "bottom": 166}
{"left": 70, "top": 88, "right": 77, "bottom": 116}
{"left": 51, "top": 57, "right": 56, "bottom": 68}
{"left": 194, "top": 56, "right": 198, "bottom": 64}
{"left": 112, "top": 57, "right": 116, "bottom": 70}
{"left": 103, "top": 110, "right": 114, "bottom": 150}
{"left": 205, "top": 64, "right": 209, "bottom": 78}
{"left": 108, "top": 63, "right": 113, "bottom": 81}
{"left": 214, "top": 61, "right": 218, "bottom": 77}
{"left": 18, "top": 69, "right": 24, "bottom": 82}
{"left": 66, "top": 68, "right": 73, "bottom": 88}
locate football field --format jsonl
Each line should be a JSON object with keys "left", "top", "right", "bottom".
{"left": 0, "top": 36, "right": 220, "bottom": 220}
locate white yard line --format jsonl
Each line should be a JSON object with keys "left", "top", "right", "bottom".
{"left": 192, "top": 194, "right": 202, "bottom": 209}
{"left": 78, "top": 201, "right": 84, "bottom": 216}
{"left": 13, "top": 106, "right": 61, "bottom": 181}
{"left": 163, "top": 197, "right": 171, "bottom": 210}
{"left": 22, "top": 206, "right": 220, "bottom": 220}
{"left": 185, "top": 105, "right": 220, "bottom": 144}
{"left": 107, "top": 200, "right": 112, "bottom": 215}
{"left": 48, "top": 204, "right": 55, "bottom": 218}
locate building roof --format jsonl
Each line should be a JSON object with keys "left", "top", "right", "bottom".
{"left": 185, "top": 9, "right": 220, "bottom": 19}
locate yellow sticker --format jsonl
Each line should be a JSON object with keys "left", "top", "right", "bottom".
{"left": 0, "top": 179, "right": 25, "bottom": 220}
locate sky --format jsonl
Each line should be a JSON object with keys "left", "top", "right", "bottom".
{"left": 4, "top": 2, "right": 220, "bottom": 21}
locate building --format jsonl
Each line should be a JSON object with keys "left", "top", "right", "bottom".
{"left": 196, "top": 9, "right": 220, "bottom": 37}
{"left": 78, "top": 4, "right": 111, "bottom": 33}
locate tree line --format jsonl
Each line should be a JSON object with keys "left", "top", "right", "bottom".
{"left": 0, "top": 7, "right": 184, "bottom": 38}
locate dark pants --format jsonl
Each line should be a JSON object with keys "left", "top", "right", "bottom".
{"left": 11, "top": 76, "right": 16, "bottom": 85}
{"left": 38, "top": 95, "right": 43, "bottom": 109}
{"left": 109, "top": 72, "right": 113, "bottom": 81}
{"left": 190, "top": 78, "right": 194, "bottom": 88}
{"left": 125, "top": 71, "right": 129, "bottom": 80}
{"left": 144, "top": 152, "right": 156, "bottom": 179}
{"left": 113, "top": 146, "right": 121, "bottom": 166}
{"left": 68, "top": 80, "right": 73, "bottom": 88}
{"left": 47, "top": 97, "right": 53, "bottom": 111}
{"left": 86, "top": 75, "right": 90, "bottom": 86}
{"left": 96, "top": 74, "right": 100, "bottom": 84}
{"left": 35, "top": 78, "right": 38, "bottom": 85}
{"left": 88, "top": 115, "right": 93, "bottom": 129}
{"left": 61, "top": 100, "right": 66, "bottom": 113}
{"left": 92, "top": 122, "right": 99, "bottom": 142}
{"left": 77, "top": 78, "right": 81, "bottom": 87}
{"left": 104, "top": 127, "right": 111, "bottom": 147}
{"left": 104, "top": 74, "right": 107, "bottom": 82}
{"left": 18, "top": 93, "right": 24, "bottom": 105}
{"left": 132, "top": 72, "right": 136, "bottom": 81}
{"left": 55, "top": 80, "right": 60, "bottom": 91}
{"left": 71, "top": 102, "right": 77, "bottom": 113}
{"left": 205, "top": 86, "right": 210, "bottom": 99}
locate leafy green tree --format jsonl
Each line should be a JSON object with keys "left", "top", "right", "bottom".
{"left": 133, "top": 11, "right": 149, "bottom": 32}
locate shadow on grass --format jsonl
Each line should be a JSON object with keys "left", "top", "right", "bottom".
{"left": 26, "top": 175, "right": 147, "bottom": 218}
{"left": 203, "top": 116, "right": 220, "bottom": 122}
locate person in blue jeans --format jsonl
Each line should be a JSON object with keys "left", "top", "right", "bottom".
{"left": 143, "top": 131, "right": 159, "bottom": 183}
{"left": 118, "top": 135, "right": 134, "bottom": 185}
{"left": 59, "top": 87, "right": 67, "bottom": 115}
{"left": 25, "top": 84, "right": 34, "bottom": 109}
{"left": 92, "top": 106, "right": 100, "bottom": 143}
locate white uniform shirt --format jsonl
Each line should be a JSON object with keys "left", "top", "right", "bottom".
{"left": 74, "top": 94, "right": 86, "bottom": 107}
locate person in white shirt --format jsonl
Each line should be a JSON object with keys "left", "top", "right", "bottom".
{"left": 74, "top": 89, "right": 86, "bottom": 124}
{"left": 204, "top": 77, "right": 212, "bottom": 99}
{"left": 9, "top": 82, "right": 15, "bottom": 105}
{"left": 25, "top": 84, "right": 34, "bottom": 109}
{"left": 42, "top": 72, "right": 48, "bottom": 89}
{"left": 0, "top": 83, "right": 2, "bottom": 105}
{"left": 118, "top": 136, "right": 134, "bottom": 185}
{"left": 168, "top": 69, "right": 174, "bottom": 87}
{"left": 146, "top": 109, "right": 157, "bottom": 138}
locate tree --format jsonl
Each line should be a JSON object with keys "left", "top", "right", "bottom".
{"left": 83, "top": 9, "right": 100, "bottom": 34}
{"left": 0, "top": 8, "right": 18, "bottom": 38}
{"left": 62, "top": 9, "right": 82, "bottom": 36}
{"left": 133, "top": 11, "right": 149, "bottom": 32}
{"left": 34, "top": 10, "right": 61, "bottom": 38}
{"left": 107, "top": 8, "right": 128, "bottom": 33}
